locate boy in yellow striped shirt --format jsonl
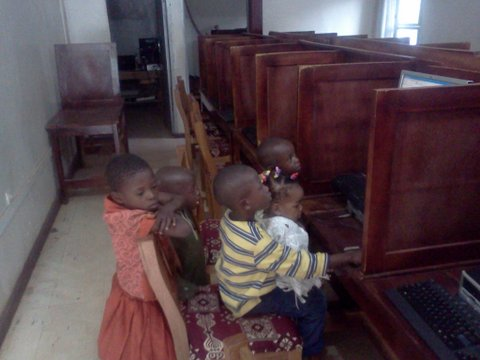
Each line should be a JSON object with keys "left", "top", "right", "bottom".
{"left": 213, "top": 164, "right": 361, "bottom": 359}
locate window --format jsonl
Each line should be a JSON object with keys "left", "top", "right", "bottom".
{"left": 381, "top": 0, "right": 422, "bottom": 45}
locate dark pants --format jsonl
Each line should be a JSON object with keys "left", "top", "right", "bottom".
{"left": 247, "top": 286, "right": 327, "bottom": 356}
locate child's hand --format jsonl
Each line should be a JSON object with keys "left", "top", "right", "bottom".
{"left": 152, "top": 208, "right": 177, "bottom": 234}
{"left": 347, "top": 250, "right": 362, "bottom": 267}
{"left": 327, "top": 249, "right": 362, "bottom": 271}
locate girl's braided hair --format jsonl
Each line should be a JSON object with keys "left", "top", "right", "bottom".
{"left": 263, "top": 170, "right": 301, "bottom": 211}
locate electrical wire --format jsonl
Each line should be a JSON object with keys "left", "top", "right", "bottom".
{"left": 184, "top": 0, "right": 202, "bottom": 35}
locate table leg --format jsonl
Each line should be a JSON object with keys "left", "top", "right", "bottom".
{"left": 49, "top": 133, "right": 68, "bottom": 203}
{"left": 119, "top": 112, "right": 129, "bottom": 153}
{"left": 112, "top": 124, "right": 121, "bottom": 154}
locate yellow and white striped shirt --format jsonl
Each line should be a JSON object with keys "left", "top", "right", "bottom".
{"left": 215, "top": 210, "right": 329, "bottom": 317}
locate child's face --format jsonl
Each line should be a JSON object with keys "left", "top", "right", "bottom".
{"left": 274, "top": 184, "right": 304, "bottom": 222}
{"left": 275, "top": 142, "right": 301, "bottom": 175}
{"left": 113, "top": 169, "right": 159, "bottom": 211}
{"left": 183, "top": 180, "right": 201, "bottom": 209}
{"left": 244, "top": 174, "right": 272, "bottom": 213}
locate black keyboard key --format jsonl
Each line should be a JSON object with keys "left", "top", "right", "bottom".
{"left": 386, "top": 279, "right": 480, "bottom": 360}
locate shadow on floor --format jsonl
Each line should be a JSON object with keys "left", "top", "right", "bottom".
{"left": 125, "top": 102, "right": 173, "bottom": 138}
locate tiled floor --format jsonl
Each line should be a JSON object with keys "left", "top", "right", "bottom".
{"left": 0, "top": 106, "right": 384, "bottom": 360}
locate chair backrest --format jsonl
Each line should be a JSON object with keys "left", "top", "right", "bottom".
{"left": 176, "top": 76, "right": 191, "bottom": 116}
{"left": 139, "top": 234, "right": 302, "bottom": 360}
{"left": 190, "top": 95, "right": 226, "bottom": 219}
{"left": 55, "top": 43, "right": 121, "bottom": 107}
{"left": 190, "top": 96, "right": 218, "bottom": 177}
{"left": 138, "top": 234, "right": 190, "bottom": 360}
{"left": 174, "top": 78, "right": 195, "bottom": 169}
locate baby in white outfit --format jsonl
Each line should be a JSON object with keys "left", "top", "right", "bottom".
{"left": 261, "top": 177, "right": 327, "bottom": 304}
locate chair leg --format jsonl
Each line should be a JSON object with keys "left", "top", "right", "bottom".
{"left": 223, "top": 333, "right": 253, "bottom": 360}
{"left": 120, "top": 111, "right": 129, "bottom": 153}
{"left": 49, "top": 133, "right": 68, "bottom": 203}
{"left": 176, "top": 145, "right": 187, "bottom": 166}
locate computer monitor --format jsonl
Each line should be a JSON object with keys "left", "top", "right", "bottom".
{"left": 398, "top": 69, "right": 472, "bottom": 88}
{"left": 139, "top": 37, "right": 161, "bottom": 67}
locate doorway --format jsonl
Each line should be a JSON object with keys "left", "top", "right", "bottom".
{"left": 106, "top": 0, "right": 172, "bottom": 138}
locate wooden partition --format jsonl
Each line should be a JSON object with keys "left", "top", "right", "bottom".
{"left": 214, "top": 37, "right": 279, "bottom": 111}
{"left": 418, "top": 41, "right": 471, "bottom": 50}
{"left": 332, "top": 37, "right": 480, "bottom": 71}
{"left": 255, "top": 48, "right": 414, "bottom": 146}
{"left": 198, "top": 34, "right": 255, "bottom": 103}
{"left": 296, "top": 60, "right": 415, "bottom": 195}
{"left": 230, "top": 47, "right": 343, "bottom": 169}
{"left": 417, "top": 64, "right": 480, "bottom": 82}
{"left": 255, "top": 51, "right": 341, "bottom": 144}
{"left": 362, "top": 84, "right": 480, "bottom": 274}
{"left": 231, "top": 43, "right": 321, "bottom": 130}
{"left": 269, "top": 31, "right": 338, "bottom": 44}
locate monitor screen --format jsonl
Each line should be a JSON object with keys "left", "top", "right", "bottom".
{"left": 398, "top": 70, "right": 472, "bottom": 88}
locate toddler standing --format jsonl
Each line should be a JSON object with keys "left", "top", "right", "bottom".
{"left": 98, "top": 154, "right": 190, "bottom": 360}
{"left": 155, "top": 166, "right": 209, "bottom": 299}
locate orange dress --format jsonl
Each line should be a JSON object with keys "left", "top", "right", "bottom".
{"left": 98, "top": 197, "right": 176, "bottom": 360}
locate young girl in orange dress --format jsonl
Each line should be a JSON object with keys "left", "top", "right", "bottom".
{"left": 98, "top": 154, "right": 191, "bottom": 360}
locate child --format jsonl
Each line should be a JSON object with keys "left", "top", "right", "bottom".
{"left": 261, "top": 175, "right": 325, "bottom": 305}
{"left": 155, "top": 166, "right": 210, "bottom": 299}
{"left": 98, "top": 154, "right": 191, "bottom": 360}
{"left": 257, "top": 136, "right": 301, "bottom": 180}
{"left": 212, "top": 164, "right": 361, "bottom": 359}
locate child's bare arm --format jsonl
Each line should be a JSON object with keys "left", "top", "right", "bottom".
{"left": 327, "top": 250, "right": 361, "bottom": 271}
{"left": 153, "top": 193, "right": 188, "bottom": 233}
{"left": 161, "top": 215, "right": 192, "bottom": 238}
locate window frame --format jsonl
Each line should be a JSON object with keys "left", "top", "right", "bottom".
{"left": 381, "top": 0, "right": 422, "bottom": 45}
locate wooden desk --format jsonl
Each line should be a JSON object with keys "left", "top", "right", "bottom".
{"left": 119, "top": 70, "right": 162, "bottom": 81}
{"left": 46, "top": 102, "right": 127, "bottom": 202}
{"left": 119, "top": 70, "right": 162, "bottom": 103}
{"left": 303, "top": 194, "right": 362, "bottom": 254}
{"left": 341, "top": 264, "right": 480, "bottom": 360}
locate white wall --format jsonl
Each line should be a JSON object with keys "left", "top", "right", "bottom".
{"left": 420, "top": 0, "right": 480, "bottom": 51}
{"left": 62, "top": 0, "right": 187, "bottom": 135}
{"left": 163, "top": 0, "right": 189, "bottom": 134}
{"left": 263, "top": 0, "right": 379, "bottom": 36}
{"left": 107, "top": 0, "right": 158, "bottom": 56}
{"left": 0, "top": 0, "right": 66, "bottom": 312}
{"left": 63, "top": 0, "right": 111, "bottom": 43}
{"left": 184, "top": 0, "right": 247, "bottom": 76}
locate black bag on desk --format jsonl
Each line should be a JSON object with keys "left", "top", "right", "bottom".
{"left": 331, "top": 172, "right": 366, "bottom": 223}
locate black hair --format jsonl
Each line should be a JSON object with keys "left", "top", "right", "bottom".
{"left": 213, "top": 164, "right": 257, "bottom": 209}
{"left": 256, "top": 137, "right": 293, "bottom": 169}
{"left": 155, "top": 166, "right": 195, "bottom": 194}
{"left": 265, "top": 173, "right": 302, "bottom": 205}
{"left": 105, "top": 154, "right": 151, "bottom": 191}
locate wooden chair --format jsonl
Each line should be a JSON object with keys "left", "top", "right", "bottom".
{"left": 174, "top": 77, "right": 230, "bottom": 165}
{"left": 174, "top": 78, "right": 224, "bottom": 223}
{"left": 138, "top": 233, "right": 302, "bottom": 360}
{"left": 45, "top": 43, "right": 128, "bottom": 202}
{"left": 190, "top": 95, "right": 231, "bottom": 219}
{"left": 174, "top": 79, "right": 196, "bottom": 170}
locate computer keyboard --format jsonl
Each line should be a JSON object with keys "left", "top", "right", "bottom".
{"left": 386, "top": 279, "right": 480, "bottom": 360}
